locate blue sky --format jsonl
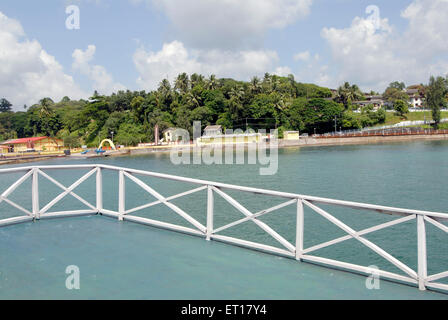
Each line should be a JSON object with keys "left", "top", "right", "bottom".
{"left": 1, "top": 0, "right": 447, "bottom": 109}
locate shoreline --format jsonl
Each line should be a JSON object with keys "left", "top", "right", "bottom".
{"left": 0, "top": 154, "right": 66, "bottom": 166}
{"left": 281, "top": 133, "right": 448, "bottom": 148}
{"left": 1, "top": 133, "right": 448, "bottom": 166}
{"left": 129, "top": 133, "right": 448, "bottom": 155}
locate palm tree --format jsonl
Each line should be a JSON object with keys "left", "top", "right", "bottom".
{"left": 228, "top": 86, "right": 245, "bottom": 119}
{"left": 158, "top": 79, "right": 172, "bottom": 97}
{"left": 336, "top": 82, "right": 363, "bottom": 108}
{"left": 263, "top": 73, "right": 273, "bottom": 93}
{"left": 271, "top": 75, "right": 280, "bottom": 92}
{"left": 263, "top": 73, "right": 271, "bottom": 83}
{"left": 190, "top": 73, "right": 204, "bottom": 88}
{"left": 206, "top": 74, "right": 218, "bottom": 90}
{"left": 271, "top": 93, "right": 286, "bottom": 112}
{"left": 250, "top": 76, "right": 262, "bottom": 94}
{"left": 287, "top": 74, "right": 297, "bottom": 98}
{"left": 350, "top": 83, "right": 363, "bottom": 101}
{"left": 186, "top": 91, "right": 201, "bottom": 109}
{"left": 229, "top": 86, "right": 245, "bottom": 101}
{"left": 174, "top": 73, "right": 190, "bottom": 94}
{"left": 38, "top": 98, "right": 54, "bottom": 117}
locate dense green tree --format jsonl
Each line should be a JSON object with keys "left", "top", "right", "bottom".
{"left": 189, "top": 106, "right": 214, "bottom": 128}
{"left": 249, "top": 76, "right": 262, "bottom": 95}
{"left": 63, "top": 135, "right": 81, "bottom": 148}
{"left": 38, "top": 97, "right": 55, "bottom": 116}
{"left": 335, "top": 82, "right": 364, "bottom": 108}
{"left": 293, "top": 98, "right": 344, "bottom": 133}
{"left": 0, "top": 73, "right": 389, "bottom": 146}
{"left": 190, "top": 73, "right": 205, "bottom": 88}
{"left": 393, "top": 100, "right": 409, "bottom": 118}
{"left": 10, "top": 112, "right": 29, "bottom": 138}
{"left": 426, "top": 76, "right": 448, "bottom": 128}
{"left": 206, "top": 75, "right": 218, "bottom": 90}
{"left": 0, "top": 98, "right": 12, "bottom": 113}
{"left": 383, "top": 87, "right": 409, "bottom": 104}
{"left": 130, "top": 96, "right": 146, "bottom": 123}
{"left": 175, "top": 73, "right": 190, "bottom": 94}
{"left": 148, "top": 108, "right": 173, "bottom": 141}
{"left": 388, "top": 81, "right": 406, "bottom": 91}
{"left": 202, "top": 90, "right": 226, "bottom": 116}
{"left": 172, "top": 102, "right": 192, "bottom": 132}
{"left": 101, "top": 112, "right": 126, "bottom": 139}
{"left": 116, "top": 123, "right": 145, "bottom": 146}
{"left": 216, "top": 112, "right": 233, "bottom": 130}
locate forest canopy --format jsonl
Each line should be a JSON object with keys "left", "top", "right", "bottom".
{"left": 0, "top": 73, "right": 386, "bottom": 147}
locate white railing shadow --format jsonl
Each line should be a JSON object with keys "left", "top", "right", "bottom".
{"left": 0, "top": 164, "right": 447, "bottom": 293}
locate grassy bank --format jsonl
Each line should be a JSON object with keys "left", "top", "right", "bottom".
{"left": 383, "top": 111, "right": 448, "bottom": 126}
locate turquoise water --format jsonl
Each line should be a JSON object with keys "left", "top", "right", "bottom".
{"left": 0, "top": 216, "right": 446, "bottom": 300}
{"left": 1, "top": 140, "right": 448, "bottom": 298}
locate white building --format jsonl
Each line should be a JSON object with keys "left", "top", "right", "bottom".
{"left": 406, "top": 88, "right": 424, "bottom": 109}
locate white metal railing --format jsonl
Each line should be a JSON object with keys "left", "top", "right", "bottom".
{"left": 1, "top": 164, "right": 447, "bottom": 293}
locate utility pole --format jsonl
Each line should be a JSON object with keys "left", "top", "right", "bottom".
{"left": 334, "top": 116, "right": 337, "bottom": 134}
{"left": 155, "top": 124, "right": 159, "bottom": 145}
{"left": 423, "top": 105, "right": 426, "bottom": 125}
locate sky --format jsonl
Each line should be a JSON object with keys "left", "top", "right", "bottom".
{"left": 1, "top": 0, "right": 448, "bottom": 110}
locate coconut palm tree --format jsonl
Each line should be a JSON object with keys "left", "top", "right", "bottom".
{"left": 229, "top": 86, "right": 245, "bottom": 101}
{"left": 186, "top": 91, "right": 201, "bottom": 109}
{"left": 271, "top": 93, "right": 286, "bottom": 112}
{"left": 190, "top": 73, "right": 204, "bottom": 88}
{"left": 174, "top": 73, "right": 190, "bottom": 94}
{"left": 262, "top": 73, "right": 273, "bottom": 93}
{"left": 271, "top": 75, "right": 281, "bottom": 92}
{"left": 38, "top": 97, "right": 54, "bottom": 117}
{"left": 158, "top": 79, "right": 172, "bottom": 97}
{"left": 206, "top": 74, "right": 218, "bottom": 90}
{"left": 250, "top": 76, "right": 262, "bottom": 94}
{"left": 336, "top": 82, "right": 363, "bottom": 108}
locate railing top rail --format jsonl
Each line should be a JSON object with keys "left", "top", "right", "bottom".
{"left": 0, "top": 164, "right": 98, "bottom": 174}
{"left": 1, "top": 164, "right": 448, "bottom": 220}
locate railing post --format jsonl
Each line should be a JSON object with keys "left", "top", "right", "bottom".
{"left": 206, "top": 185, "right": 214, "bottom": 241}
{"left": 32, "top": 168, "right": 39, "bottom": 220}
{"left": 295, "top": 199, "right": 304, "bottom": 261}
{"left": 417, "top": 214, "right": 427, "bottom": 290}
{"left": 96, "top": 167, "right": 103, "bottom": 213}
{"left": 118, "top": 170, "right": 125, "bottom": 221}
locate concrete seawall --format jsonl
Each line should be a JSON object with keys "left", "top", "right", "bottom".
{"left": 127, "top": 134, "right": 448, "bottom": 156}
{"left": 280, "top": 134, "right": 448, "bottom": 148}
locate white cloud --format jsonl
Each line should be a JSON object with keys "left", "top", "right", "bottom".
{"left": 273, "top": 66, "right": 293, "bottom": 77}
{"left": 72, "top": 45, "right": 126, "bottom": 95}
{"left": 134, "top": 40, "right": 289, "bottom": 89}
{"left": 401, "top": 0, "right": 448, "bottom": 57}
{"left": 294, "top": 51, "right": 310, "bottom": 62}
{"left": 313, "top": 0, "right": 448, "bottom": 91}
{"left": 0, "top": 11, "right": 86, "bottom": 108}
{"left": 149, "top": 0, "right": 313, "bottom": 49}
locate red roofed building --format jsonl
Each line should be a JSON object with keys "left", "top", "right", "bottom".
{"left": 2, "top": 137, "right": 64, "bottom": 153}
{"left": 0, "top": 145, "right": 10, "bottom": 154}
